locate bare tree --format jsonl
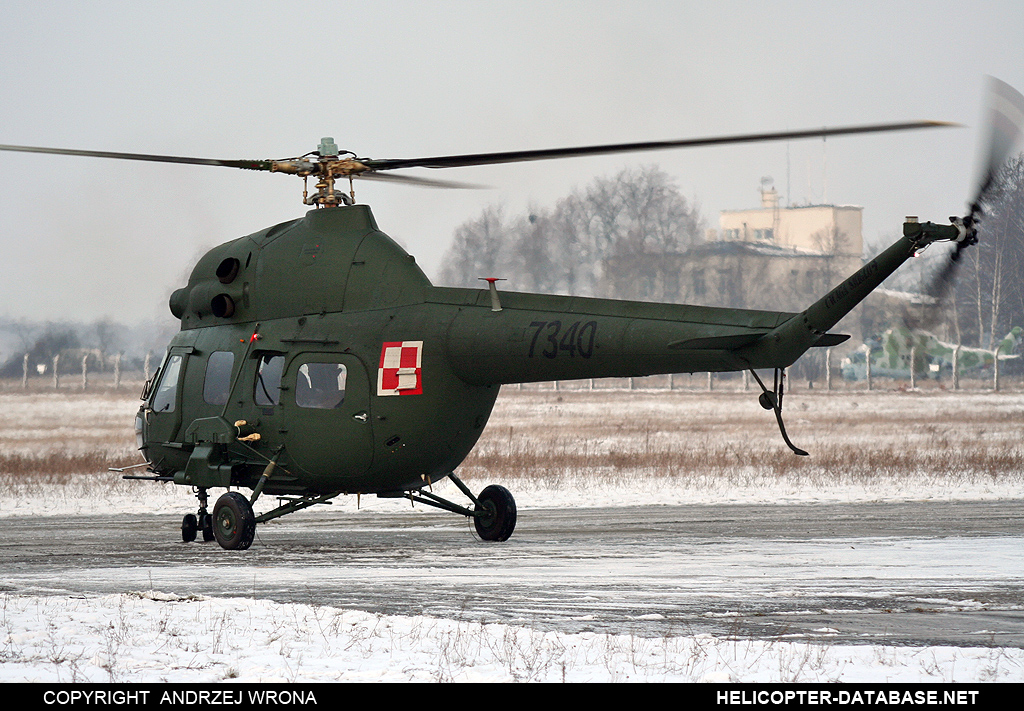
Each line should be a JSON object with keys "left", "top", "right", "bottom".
{"left": 438, "top": 165, "right": 704, "bottom": 300}
{"left": 437, "top": 205, "right": 509, "bottom": 287}
{"left": 949, "top": 154, "right": 1024, "bottom": 348}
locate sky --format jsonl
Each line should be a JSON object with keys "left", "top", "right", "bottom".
{"left": 1, "top": 1, "right": 1023, "bottom": 324}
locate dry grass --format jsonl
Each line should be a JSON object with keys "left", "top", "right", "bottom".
{"left": 0, "top": 451, "right": 139, "bottom": 482}
{"left": 1, "top": 385, "right": 1022, "bottom": 492}
{"left": 463, "top": 439, "right": 1024, "bottom": 485}
{"left": 0, "top": 390, "right": 140, "bottom": 495}
{"left": 456, "top": 387, "right": 1024, "bottom": 489}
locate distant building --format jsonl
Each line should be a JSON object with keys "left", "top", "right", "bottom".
{"left": 602, "top": 185, "right": 862, "bottom": 321}
{"left": 713, "top": 186, "right": 863, "bottom": 258}
{"left": 599, "top": 184, "right": 940, "bottom": 378}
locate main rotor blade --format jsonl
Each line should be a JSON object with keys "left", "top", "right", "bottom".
{"left": 357, "top": 171, "right": 485, "bottom": 189}
{"left": 0, "top": 143, "right": 273, "bottom": 171}
{"left": 361, "top": 121, "right": 957, "bottom": 171}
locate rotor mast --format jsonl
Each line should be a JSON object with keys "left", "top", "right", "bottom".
{"left": 268, "top": 137, "right": 367, "bottom": 207}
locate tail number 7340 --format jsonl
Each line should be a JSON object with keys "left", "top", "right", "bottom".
{"left": 527, "top": 320, "right": 598, "bottom": 359}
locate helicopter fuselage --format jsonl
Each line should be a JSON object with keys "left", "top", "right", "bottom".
{"left": 139, "top": 204, "right": 946, "bottom": 500}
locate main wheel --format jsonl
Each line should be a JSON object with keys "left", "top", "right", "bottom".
{"left": 181, "top": 513, "right": 198, "bottom": 543}
{"left": 212, "top": 492, "right": 256, "bottom": 550}
{"left": 473, "top": 484, "right": 517, "bottom": 542}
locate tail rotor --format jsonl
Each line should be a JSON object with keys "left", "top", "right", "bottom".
{"left": 928, "top": 77, "right": 1024, "bottom": 298}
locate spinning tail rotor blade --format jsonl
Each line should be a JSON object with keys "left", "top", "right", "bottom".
{"left": 927, "top": 77, "right": 1024, "bottom": 303}
{"left": 970, "top": 76, "right": 1024, "bottom": 214}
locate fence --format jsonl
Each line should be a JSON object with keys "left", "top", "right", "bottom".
{"left": 1, "top": 351, "right": 154, "bottom": 392}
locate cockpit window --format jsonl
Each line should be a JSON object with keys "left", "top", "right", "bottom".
{"left": 295, "top": 362, "right": 347, "bottom": 409}
{"left": 151, "top": 354, "right": 183, "bottom": 412}
{"left": 255, "top": 354, "right": 285, "bottom": 406}
{"left": 203, "top": 351, "right": 235, "bottom": 405}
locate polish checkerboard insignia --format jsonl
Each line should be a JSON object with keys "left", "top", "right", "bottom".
{"left": 377, "top": 341, "right": 423, "bottom": 396}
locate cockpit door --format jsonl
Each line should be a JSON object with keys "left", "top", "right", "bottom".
{"left": 144, "top": 347, "right": 192, "bottom": 444}
{"left": 279, "top": 352, "right": 373, "bottom": 481}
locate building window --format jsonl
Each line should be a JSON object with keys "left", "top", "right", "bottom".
{"left": 718, "top": 269, "right": 733, "bottom": 297}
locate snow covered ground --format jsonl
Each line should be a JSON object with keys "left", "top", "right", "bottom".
{"left": 1, "top": 386, "right": 1023, "bottom": 682}
{"left": 3, "top": 591, "right": 1023, "bottom": 683}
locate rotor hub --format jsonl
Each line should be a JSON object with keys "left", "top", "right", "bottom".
{"left": 269, "top": 139, "right": 368, "bottom": 207}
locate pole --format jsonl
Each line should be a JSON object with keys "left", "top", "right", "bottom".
{"left": 864, "top": 345, "right": 872, "bottom": 391}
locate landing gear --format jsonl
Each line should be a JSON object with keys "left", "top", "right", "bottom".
{"left": 473, "top": 485, "right": 517, "bottom": 541}
{"left": 178, "top": 452, "right": 282, "bottom": 549}
{"left": 200, "top": 512, "right": 215, "bottom": 542}
{"left": 175, "top": 472, "right": 517, "bottom": 549}
{"left": 181, "top": 488, "right": 217, "bottom": 543}
{"left": 212, "top": 492, "right": 256, "bottom": 550}
{"left": 181, "top": 513, "right": 198, "bottom": 542}
{"left": 749, "top": 367, "right": 809, "bottom": 456}
{"left": 402, "top": 473, "right": 518, "bottom": 542}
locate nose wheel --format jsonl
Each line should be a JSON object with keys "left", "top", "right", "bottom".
{"left": 181, "top": 513, "right": 198, "bottom": 542}
{"left": 180, "top": 488, "right": 217, "bottom": 543}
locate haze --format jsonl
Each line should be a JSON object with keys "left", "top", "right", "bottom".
{"left": 1, "top": 1, "right": 1022, "bottom": 324}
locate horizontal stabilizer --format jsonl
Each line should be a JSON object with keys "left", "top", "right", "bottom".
{"left": 811, "top": 333, "right": 850, "bottom": 348}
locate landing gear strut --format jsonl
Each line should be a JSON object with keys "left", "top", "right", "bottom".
{"left": 402, "top": 472, "right": 518, "bottom": 541}
{"left": 749, "top": 367, "right": 809, "bottom": 456}
{"left": 181, "top": 488, "right": 215, "bottom": 542}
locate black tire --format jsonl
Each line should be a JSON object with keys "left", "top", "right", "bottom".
{"left": 473, "top": 484, "right": 517, "bottom": 542}
{"left": 181, "top": 513, "right": 198, "bottom": 543}
{"left": 212, "top": 492, "right": 256, "bottom": 550}
{"left": 200, "top": 513, "right": 215, "bottom": 542}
